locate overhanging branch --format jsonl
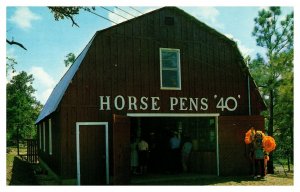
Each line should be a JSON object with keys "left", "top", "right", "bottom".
{"left": 6, "top": 39, "right": 27, "bottom": 50}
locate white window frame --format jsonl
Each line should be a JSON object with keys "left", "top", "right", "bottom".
{"left": 49, "top": 119, "right": 52, "bottom": 155}
{"left": 43, "top": 121, "right": 46, "bottom": 152}
{"left": 76, "top": 122, "right": 109, "bottom": 185}
{"left": 160, "top": 48, "right": 181, "bottom": 90}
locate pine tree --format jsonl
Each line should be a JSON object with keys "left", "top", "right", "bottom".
{"left": 251, "top": 7, "right": 293, "bottom": 173}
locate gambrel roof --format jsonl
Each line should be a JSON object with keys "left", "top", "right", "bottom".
{"left": 36, "top": 6, "right": 266, "bottom": 124}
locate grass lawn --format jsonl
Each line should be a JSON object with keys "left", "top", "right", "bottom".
{"left": 6, "top": 146, "right": 59, "bottom": 185}
{"left": 7, "top": 146, "right": 293, "bottom": 185}
{"left": 6, "top": 147, "right": 37, "bottom": 185}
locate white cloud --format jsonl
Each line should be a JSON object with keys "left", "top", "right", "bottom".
{"left": 41, "top": 88, "right": 54, "bottom": 104}
{"left": 6, "top": 66, "right": 56, "bottom": 104}
{"left": 182, "top": 7, "right": 224, "bottom": 30}
{"left": 6, "top": 71, "right": 19, "bottom": 84}
{"left": 225, "top": 34, "right": 254, "bottom": 57}
{"left": 29, "top": 66, "right": 56, "bottom": 104}
{"left": 9, "top": 7, "right": 41, "bottom": 30}
{"left": 30, "top": 66, "right": 55, "bottom": 88}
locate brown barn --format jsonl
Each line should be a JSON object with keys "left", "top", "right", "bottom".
{"left": 35, "top": 7, "right": 266, "bottom": 185}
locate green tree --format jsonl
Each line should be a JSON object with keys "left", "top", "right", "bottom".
{"left": 48, "top": 7, "right": 95, "bottom": 27}
{"left": 6, "top": 57, "right": 17, "bottom": 73}
{"left": 7, "top": 71, "right": 43, "bottom": 144}
{"left": 273, "top": 49, "right": 293, "bottom": 170}
{"left": 250, "top": 7, "right": 293, "bottom": 173}
{"left": 64, "top": 52, "right": 76, "bottom": 67}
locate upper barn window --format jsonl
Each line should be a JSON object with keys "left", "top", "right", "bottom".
{"left": 160, "top": 48, "right": 181, "bottom": 90}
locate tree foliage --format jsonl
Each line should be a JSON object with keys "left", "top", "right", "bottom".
{"left": 6, "top": 57, "right": 17, "bottom": 73}
{"left": 7, "top": 71, "right": 43, "bottom": 142}
{"left": 6, "top": 7, "right": 91, "bottom": 141}
{"left": 64, "top": 52, "right": 76, "bottom": 67}
{"left": 250, "top": 7, "right": 293, "bottom": 172}
{"left": 48, "top": 7, "right": 95, "bottom": 27}
{"left": 273, "top": 49, "right": 293, "bottom": 169}
{"left": 253, "top": 7, "right": 293, "bottom": 56}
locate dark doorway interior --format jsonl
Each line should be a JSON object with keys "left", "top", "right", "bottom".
{"left": 130, "top": 117, "right": 217, "bottom": 175}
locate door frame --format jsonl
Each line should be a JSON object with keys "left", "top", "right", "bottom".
{"left": 127, "top": 113, "right": 220, "bottom": 176}
{"left": 76, "top": 122, "right": 109, "bottom": 185}
{"left": 112, "top": 114, "right": 131, "bottom": 184}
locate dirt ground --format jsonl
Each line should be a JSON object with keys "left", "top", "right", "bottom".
{"left": 7, "top": 147, "right": 293, "bottom": 186}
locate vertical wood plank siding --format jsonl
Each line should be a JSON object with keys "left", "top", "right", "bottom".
{"left": 218, "top": 116, "right": 265, "bottom": 175}
{"left": 38, "top": 113, "right": 61, "bottom": 176}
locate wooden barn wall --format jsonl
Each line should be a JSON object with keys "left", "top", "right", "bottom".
{"left": 250, "top": 80, "right": 265, "bottom": 115}
{"left": 218, "top": 115, "right": 265, "bottom": 176}
{"left": 38, "top": 112, "right": 61, "bottom": 176}
{"left": 55, "top": 8, "right": 263, "bottom": 179}
{"left": 64, "top": 8, "right": 254, "bottom": 115}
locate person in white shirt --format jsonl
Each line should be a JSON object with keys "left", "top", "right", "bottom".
{"left": 138, "top": 137, "right": 149, "bottom": 174}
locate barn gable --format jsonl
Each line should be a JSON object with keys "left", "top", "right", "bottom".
{"left": 36, "top": 7, "right": 265, "bottom": 125}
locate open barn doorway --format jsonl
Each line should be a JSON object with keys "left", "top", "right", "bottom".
{"left": 129, "top": 114, "right": 219, "bottom": 176}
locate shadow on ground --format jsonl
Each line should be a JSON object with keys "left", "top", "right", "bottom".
{"left": 9, "top": 156, "right": 37, "bottom": 185}
{"left": 7, "top": 151, "right": 292, "bottom": 186}
{"left": 130, "top": 173, "right": 291, "bottom": 185}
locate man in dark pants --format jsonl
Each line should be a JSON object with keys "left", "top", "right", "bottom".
{"left": 138, "top": 137, "right": 149, "bottom": 175}
{"left": 169, "top": 131, "right": 181, "bottom": 173}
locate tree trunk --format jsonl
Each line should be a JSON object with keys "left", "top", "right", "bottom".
{"left": 290, "top": 124, "right": 294, "bottom": 165}
{"left": 287, "top": 156, "right": 290, "bottom": 172}
{"left": 17, "top": 126, "right": 20, "bottom": 156}
{"left": 267, "top": 89, "right": 275, "bottom": 174}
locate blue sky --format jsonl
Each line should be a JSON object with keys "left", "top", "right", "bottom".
{"left": 5, "top": 6, "right": 293, "bottom": 105}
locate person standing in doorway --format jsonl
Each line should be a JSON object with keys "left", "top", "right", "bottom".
{"left": 137, "top": 137, "right": 149, "bottom": 175}
{"left": 130, "top": 137, "right": 139, "bottom": 175}
{"left": 181, "top": 136, "right": 193, "bottom": 172}
{"left": 169, "top": 131, "right": 181, "bottom": 173}
{"left": 148, "top": 132, "right": 158, "bottom": 173}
